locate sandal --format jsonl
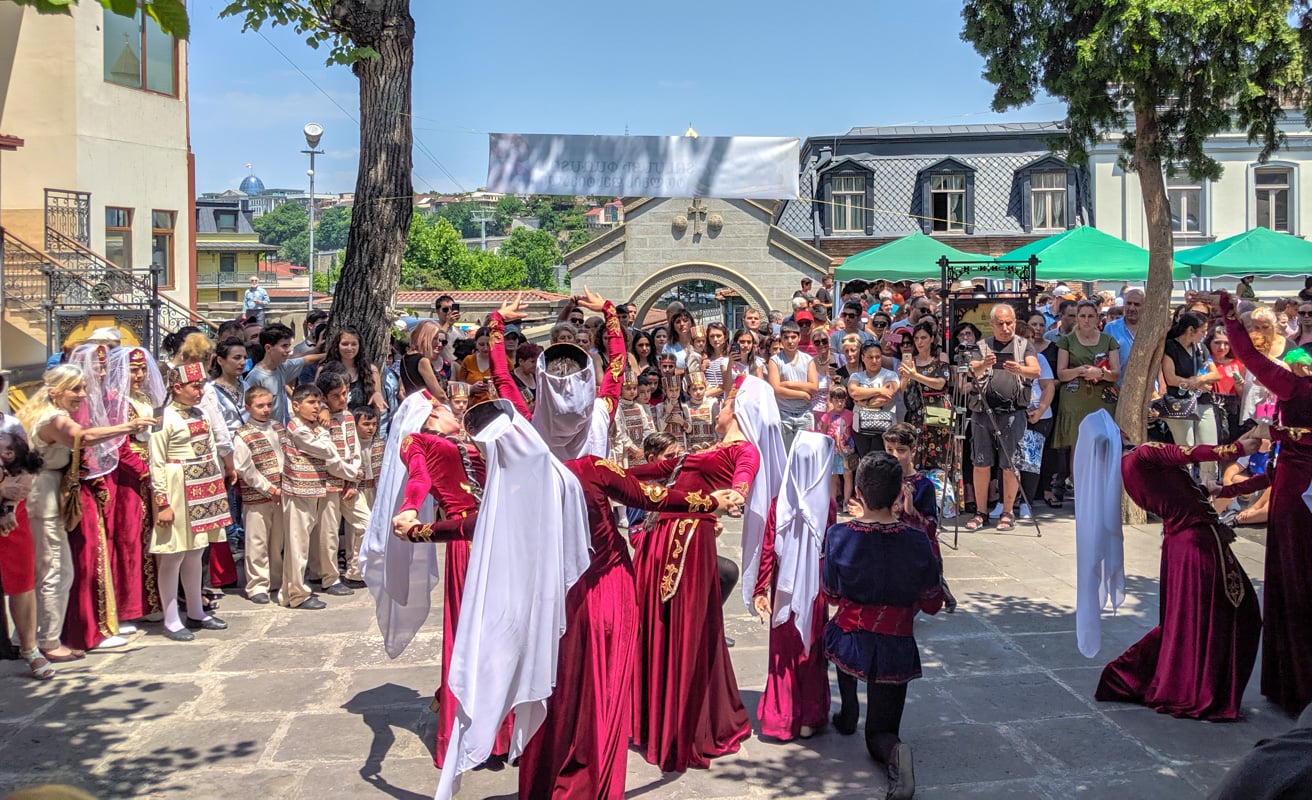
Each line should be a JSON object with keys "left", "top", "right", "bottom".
{"left": 964, "top": 514, "right": 987, "bottom": 532}
{"left": 1044, "top": 493, "right": 1063, "bottom": 509}
{"left": 22, "top": 648, "right": 55, "bottom": 680}
{"left": 997, "top": 512, "right": 1016, "bottom": 533}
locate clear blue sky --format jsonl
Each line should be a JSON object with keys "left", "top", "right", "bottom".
{"left": 188, "top": 0, "right": 1064, "bottom": 197}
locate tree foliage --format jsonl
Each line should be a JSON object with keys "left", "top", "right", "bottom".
{"left": 315, "top": 205, "right": 352, "bottom": 252}
{"left": 252, "top": 201, "right": 309, "bottom": 248}
{"left": 12, "top": 0, "right": 189, "bottom": 37}
{"left": 960, "top": 0, "right": 1307, "bottom": 521}
{"left": 493, "top": 194, "right": 526, "bottom": 233}
{"left": 402, "top": 214, "right": 466, "bottom": 290}
{"left": 499, "top": 227, "right": 561, "bottom": 291}
{"left": 466, "top": 249, "right": 527, "bottom": 291}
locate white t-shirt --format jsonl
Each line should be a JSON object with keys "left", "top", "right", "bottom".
{"left": 849, "top": 367, "right": 902, "bottom": 421}
{"left": 1030, "top": 355, "right": 1055, "bottom": 421}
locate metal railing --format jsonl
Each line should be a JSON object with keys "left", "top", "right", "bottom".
{"left": 195, "top": 269, "right": 281, "bottom": 288}
{"left": 44, "top": 227, "right": 217, "bottom": 335}
{"left": 44, "top": 188, "right": 91, "bottom": 249}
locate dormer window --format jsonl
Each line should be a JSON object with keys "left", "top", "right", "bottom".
{"left": 216, "top": 211, "right": 238, "bottom": 233}
{"left": 918, "top": 158, "right": 976, "bottom": 235}
{"left": 832, "top": 176, "right": 866, "bottom": 233}
{"left": 1015, "top": 156, "right": 1077, "bottom": 234}
{"left": 817, "top": 157, "right": 875, "bottom": 236}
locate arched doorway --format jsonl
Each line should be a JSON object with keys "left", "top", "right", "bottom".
{"left": 629, "top": 262, "right": 772, "bottom": 330}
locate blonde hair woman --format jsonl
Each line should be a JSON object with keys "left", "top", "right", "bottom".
{"left": 18, "top": 364, "right": 152, "bottom": 661}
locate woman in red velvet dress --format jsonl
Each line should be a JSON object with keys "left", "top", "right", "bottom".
{"left": 1217, "top": 290, "right": 1312, "bottom": 712}
{"left": 626, "top": 374, "right": 777, "bottom": 773}
{"left": 753, "top": 431, "right": 837, "bottom": 741}
{"left": 1095, "top": 431, "right": 1263, "bottom": 720}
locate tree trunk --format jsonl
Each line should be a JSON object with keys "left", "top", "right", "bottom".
{"left": 327, "top": 0, "right": 415, "bottom": 369}
{"left": 1113, "top": 107, "right": 1175, "bottom": 524}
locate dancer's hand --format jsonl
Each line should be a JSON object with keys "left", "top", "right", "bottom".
{"left": 711, "top": 489, "right": 741, "bottom": 515}
{"left": 1204, "top": 479, "right": 1224, "bottom": 497}
{"left": 156, "top": 507, "right": 174, "bottom": 526}
{"left": 753, "top": 593, "right": 772, "bottom": 625}
{"left": 392, "top": 509, "right": 418, "bottom": 537}
{"left": 575, "top": 285, "right": 607, "bottom": 313}
{"left": 496, "top": 293, "right": 528, "bottom": 323}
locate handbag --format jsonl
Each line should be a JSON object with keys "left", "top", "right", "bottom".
{"left": 1152, "top": 393, "right": 1199, "bottom": 421}
{"left": 924, "top": 406, "right": 953, "bottom": 428}
{"left": 854, "top": 405, "right": 896, "bottom": 435}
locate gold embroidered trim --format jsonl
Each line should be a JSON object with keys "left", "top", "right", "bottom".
{"left": 685, "top": 490, "right": 712, "bottom": 512}
{"left": 640, "top": 482, "right": 669, "bottom": 504}
{"left": 595, "top": 458, "right": 626, "bottom": 476}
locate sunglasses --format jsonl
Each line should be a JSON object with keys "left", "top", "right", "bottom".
{"left": 841, "top": 312, "right": 857, "bottom": 318}
{"left": 871, "top": 321, "right": 889, "bottom": 328}
{"left": 439, "top": 306, "right": 452, "bottom": 313}
{"left": 1299, "top": 311, "right": 1312, "bottom": 318}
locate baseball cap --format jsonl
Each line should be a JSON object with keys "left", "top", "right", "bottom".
{"left": 794, "top": 310, "right": 815, "bottom": 323}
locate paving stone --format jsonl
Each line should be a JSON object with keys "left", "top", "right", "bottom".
{"left": 91, "top": 641, "right": 214, "bottom": 675}
{"left": 261, "top": 601, "right": 380, "bottom": 638}
{"left": 213, "top": 669, "right": 340, "bottom": 714}
{"left": 1011, "top": 631, "right": 1113, "bottom": 671}
{"left": 339, "top": 666, "right": 438, "bottom": 712}
{"left": 915, "top": 780, "right": 1057, "bottom": 800}
{"left": 940, "top": 672, "right": 1091, "bottom": 723}
{"left": 297, "top": 756, "right": 439, "bottom": 799}
{"left": 920, "top": 635, "right": 1035, "bottom": 677}
{"left": 1020, "top": 715, "right": 1157, "bottom": 771}
{"left": 1099, "top": 707, "right": 1282, "bottom": 761}
{"left": 900, "top": 723, "right": 1038, "bottom": 784}
{"left": 44, "top": 678, "right": 203, "bottom": 721}
{"left": 209, "top": 636, "right": 338, "bottom": 672}
{"left": 1067, "top": 767, "right": 1201, "bottom": 798}
{"left": 274, "top": 710, "right": 431, "bottom": 763}
{"left": 116, "top": 718, "right": 269, "bottom": 771}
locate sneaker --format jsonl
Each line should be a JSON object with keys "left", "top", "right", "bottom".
{"left": 323, "top": 583, "right": 354, "bottom": 597}
{"left": 988, "top": 502, "right": 1003, "bottom": 518}
{"left": 1017, "top": 503, "right": 1032, "bottom": 520}
{"left": 296, "top": 597, "right": 327, "bottom": 610}
{"left": 116, "top": 622, "right": 139, "bottom": 635}
{"left": 93, "top": 635, "right": 130, "bottom": 650}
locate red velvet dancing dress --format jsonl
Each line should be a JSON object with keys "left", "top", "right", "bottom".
{"left": 754, "top": 499, "right": 837, "bottom": 741}
{"left": 395, "top": 431, "right": 510, "bottom": 768}
{"left": 627, "top": 441, "right": 758, "bottom": 772}
{"left": 1220, "top": 292, "right": 1312, "bottom": 712}
{"left": 406, "top": 457, "right": 727, "bottom": 799}
{"left": 1095, "top": 441, "right": 1261, "bottom": 721}
{"left": 109, "top": 401, "right": 158, "bottom": 620}
{"left": 62, "top": 445, "right": 118, "bottom": 651}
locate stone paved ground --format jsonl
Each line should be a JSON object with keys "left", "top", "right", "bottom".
{"left": 0, "top": 511, "right": 1297, "bottom": 799}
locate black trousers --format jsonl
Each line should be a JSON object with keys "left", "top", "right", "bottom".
{"left": 837, "top": 671, "right": 908, "bottom": 764}
{"left": 717, "top": 555, "right": 739, "bottom": 608}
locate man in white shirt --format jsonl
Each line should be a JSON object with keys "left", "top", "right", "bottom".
{"left": 243, "top": 276, "right": 270, "bottom": 326}
{"left": 767, "top": 321, "right": 818, "bottom": 452}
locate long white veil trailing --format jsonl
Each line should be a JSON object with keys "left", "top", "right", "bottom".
{"left": 1074, "top": 409, "right": 1125, "bottom": 658}
{"left": 359, "top": 391, "right": 441, "bottom": 658}
{"left": 105, "top": 347, "right": 166, "bottom": 424}
{"left": 770, "top": 430, "right": 834, "bottom": 653}
{"left": 532, "top": 347, "right": 600, "bottom": 460}
{"left": 434, "top": 408, "right": 590, "bottom": 800}
{"left": 67, "top": 343, "right": 120, "bottom": 478}
{"left": 733, "top": 374, "right": 787, "bottom": 613}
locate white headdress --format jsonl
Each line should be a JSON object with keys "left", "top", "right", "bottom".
{"left": 1074, "top": 409, "right": 1125, "bottom": 658}
{"left": 531, "top": 343, "right": 609, "bottom": 460}
{"left": 435, "top": 406, "right": 590, "bottom": 799}
{"left": 770, "top": 430, "right": 834, "bottom": 653}
{"left": 67, "top": 343, "right": 119, "bottom": 478}
{"left": 731, "top": 374, "right": 787, "bottom": 612}
{"left": 105, "top": 346, "right": 165, "bottom": 426}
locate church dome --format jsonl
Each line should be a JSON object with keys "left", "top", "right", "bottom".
{"left": 239, "top": 173, "right": 265, "bottom": 195}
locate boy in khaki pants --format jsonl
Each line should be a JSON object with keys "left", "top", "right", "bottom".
{"left": 232, "top": 387, "right": 285, "bottom": 605}
{"left": 280, "top": 384, "right": 342, "bottom": 610}
{"left": 312, "top": 370, "right": 364, "bottom": 595}
{"left": 346, "top": 404, "right": 383, "bottom": 588}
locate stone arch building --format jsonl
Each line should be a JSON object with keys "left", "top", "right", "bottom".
{"left": 565, "top": 197, "right": 834, "bottom": 321}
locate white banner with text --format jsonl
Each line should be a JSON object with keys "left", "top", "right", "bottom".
{"left": 486, "top": 133, "right": 800, "bottom": 199}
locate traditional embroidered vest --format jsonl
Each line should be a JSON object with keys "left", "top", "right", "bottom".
{"left": 170, "top": 405, "right": 232, "bottom": 534}
{"left": 326, "top": 411, "right": 358, "bottom": 492}
{"left": 361, "top": 436, "right": 385, "bottom": 490}
{"left": 685, "top": 399, "right": 717, "bottom": 450}
{"left": 237, "top": 421, "right": 284, "bottom": 504}
{"left": 619, "top": 400, "right": 654, "bottom": 462}
{"left": 282, "top": 419, "right": 328, "bottom": 498}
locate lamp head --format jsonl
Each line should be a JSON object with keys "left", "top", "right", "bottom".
{"left": 303, "top": 122, "right": 324, "bottom": 149}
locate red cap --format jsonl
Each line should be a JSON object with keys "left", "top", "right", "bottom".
{"left": 794, "top": 310, "right": 815, "bottom": 323}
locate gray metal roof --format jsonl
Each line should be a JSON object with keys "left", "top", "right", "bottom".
{"left": 195, "top": 206, "right": 259, "bottom": 235}
{"left": 843, "top": 121, "right": 1068, "bottom": 137}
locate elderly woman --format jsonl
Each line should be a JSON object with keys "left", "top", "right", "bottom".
{"left": 18, "top": 363, "right": 152, "bottom": 660}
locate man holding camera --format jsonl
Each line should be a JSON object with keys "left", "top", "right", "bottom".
{"left": 964, "top": 305, "right": 1040, "bottom": 533}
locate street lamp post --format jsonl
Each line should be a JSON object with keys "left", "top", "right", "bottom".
{"left": 302, "top": 122, "right": 324, "bottom": 312}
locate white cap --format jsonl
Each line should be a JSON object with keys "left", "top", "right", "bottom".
{"left": 89, "top": 326, "right": 122, "bottom": 344}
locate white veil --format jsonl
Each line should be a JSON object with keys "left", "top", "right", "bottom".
{"left": 359, "top": 390, "right": 441, "bottom": 658}
{"left": 105, "top": 346, "right": 165, "bottom": 425}
{"left": 67, "top": 343, "right": 120, "bottom": 478}
{"left": 732, "top": 374, "right": 787, "bottom": 613}
{"left": 435, "top": 408, "right": 590, "bottom": 799}
{"left": 770, "top": 430, "right": 834, "bottom": 653}
{"left": 532, "top": 348, "right": 597, "bottom": 460}
{"left": 1074, "top": 409, "right": 1125, "bottom": 658}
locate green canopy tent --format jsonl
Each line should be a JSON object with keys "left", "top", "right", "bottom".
{"left": 1002, "top": 225, "right": 1192, "bottom": 282}
{"left": 834, "top": 232, "right": 992, "bottom": 283}
{"left": 1175, "top": 226, "right": 1312, "bottom": 278}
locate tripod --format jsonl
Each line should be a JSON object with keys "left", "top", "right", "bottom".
{"left": 966, "top": 370, "right": 1042, "bottom": 538}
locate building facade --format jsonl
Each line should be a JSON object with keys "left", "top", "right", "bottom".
{"left": 775, "top": 123, "right": 1093, "bottom": 266}
{"left": 194, "top": 199, "right": 279, "bottom": 306}
{"left": 0, "top": 1, "right": 199, "bottom": 372}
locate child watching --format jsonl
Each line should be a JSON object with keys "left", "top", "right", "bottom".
{"left": 315, "top": 370, "right": 365, "bottom": 593}
{"left": 882, "top": 422, "right": 956, "bottom": 613}
{"left": 683, "top": 373, "right": 719, "bottom": 451}
{"left": 232, "top": 386, "right": 285, "bottom": 605}
{"left": 822, "top": 383, "right": 854, "bottom": 509}
{"left": 351, "top": 404, "right": 384, "bottom": 509}
{"left": 280, "top": 384, "right": 343, "bottom": 610}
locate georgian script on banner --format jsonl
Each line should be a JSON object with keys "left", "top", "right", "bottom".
{"left": 486, "top": 133, "right": 800, "bottom": 199}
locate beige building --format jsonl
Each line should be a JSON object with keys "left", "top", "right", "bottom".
{"left": 0, "top": 1, "right": 202, "bottom": 376}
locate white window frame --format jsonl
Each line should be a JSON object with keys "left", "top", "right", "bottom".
{"left": 832, "top": 175, "right": 865, "bottom": 234}
{"left": 1251, "top": 164, "right": 1296, "bottom": 235}
{"left": 930, "top": 174, "right": 966, "bottom": 233}
{"left": 1167, "top": 174, "right": 1207, "bottom": 236}
{"left": 1030, "top": 171, "right": 1067, "bottom": 231}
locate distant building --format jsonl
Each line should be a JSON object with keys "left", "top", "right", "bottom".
{"left": 194, "top": 199, "right": 280, "bottom": 306}
{"left": 1, "top": 2, "right": 204, "bottom": 373}
{"left": 775, "top": 122, "right": 1092, "bottom": 261}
